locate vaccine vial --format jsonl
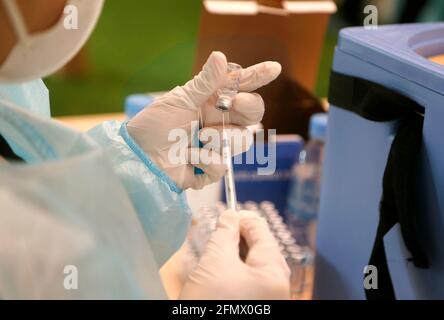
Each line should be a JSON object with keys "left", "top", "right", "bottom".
{"left": 216, "top": 63, "right": 242, "bottom": 112}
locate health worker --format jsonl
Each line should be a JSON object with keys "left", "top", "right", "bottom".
{"left": 0, "top": 0, "right": 290, "bottom": 299}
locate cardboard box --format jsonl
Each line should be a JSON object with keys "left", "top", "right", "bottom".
{"left": 194, "top": 0, "right": 336, "bottom": 138}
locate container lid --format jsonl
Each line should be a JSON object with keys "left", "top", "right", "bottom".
{"left": 124, "top": 95, "right": 154, "bottom": 119}
{"left": 125, "top": 92, "right": 167, "bottom": 119}
{"left": 337, "top": 23, "right": 444, "bottom": 94}
{"left": 309, "top": 113, "right": 328, "bottom": 141}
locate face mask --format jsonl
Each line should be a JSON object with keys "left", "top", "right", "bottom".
{"left": 0, "top": 79, "right": 50, "bottom": 117}
{"left": 0, "top": 0, "right": 104, "bottom": 83}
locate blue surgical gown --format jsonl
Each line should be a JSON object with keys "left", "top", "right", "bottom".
{"left": 0, "top": 79, "right": 192, "bottom": 270}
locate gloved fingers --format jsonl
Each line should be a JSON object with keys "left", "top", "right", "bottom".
{"left": 239, "top": 211, "right": 287, "bottom": 269}
{"left": 202, "top": 210, "right": 240, "bottom": 258}
{"left": 180, "top": 148, "right": 225, "bottom": 190}
{"left": 127, "top": 103, "right": 196, "bottom": 146}
{"left": 179, "top": 210, "right": 241, "bottom": 298}
{"left": 175, "top": 165, "right": 214, "bottom": 190}
{"left": 239, "top": 61, "right": 282, "bottom": 92}
{"left": 229, "top": 92, "right": 265, "bottom": 126}
{"left": 189, "top": 210, "right": 240, "bottom": 271}
{"left": 199, "top": 125, "right": 254, "bottom": 157}
{"left": 155, "top": 147, "right": 225, "bottom": 190}
{"left": 201, "top": 92, "right": 264, "bottom": 127}
{"left": 239, "top": 210, "right": 277, "bottom": 247}
{"left": 166, "top": 51, "right": 227, "bottom": 110}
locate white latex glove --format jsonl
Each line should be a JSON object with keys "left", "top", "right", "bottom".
{"left": 179, "top": 210, "right": 291, "bottom": 300}
{"left": 127, "top": 52, "right": 282, "bottom": 190}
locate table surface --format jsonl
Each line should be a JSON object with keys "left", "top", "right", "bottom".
{"left": 56, "top": 112, "right": 314, "bottom": 300}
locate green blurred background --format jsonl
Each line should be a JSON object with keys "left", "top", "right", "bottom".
{"left": 46, "top": 0, "right": 202, "bottom": 116}
{"left": 45, "top": 0, "right": 442, "bottom": 117}
{"left": 45, "top": 0, "right": 337, "bottom": 117}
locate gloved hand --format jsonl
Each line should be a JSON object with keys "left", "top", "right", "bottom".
{"left": 127, "top": 52, "right": 281, "bottom": 190}
{"left": 179, "top": 210, "right": 291, "bottom": 300}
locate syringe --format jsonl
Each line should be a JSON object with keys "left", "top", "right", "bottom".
{"left": 216, "top": 63, "right": 242, "bottom": 212}
{"left": 222, "top": 118, "right": 238, "bottom": 211}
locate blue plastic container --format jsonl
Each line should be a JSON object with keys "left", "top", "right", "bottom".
{"left": 124, "top": 94, "right": 156, "bottom": 119}
{"left": 314, "top": 23, "right": 444, "bottom": 299}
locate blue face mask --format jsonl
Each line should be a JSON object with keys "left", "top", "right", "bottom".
{"left": 0, "top": 80, "right": 50, "bottom": 118}
{"left": 0, "top": 80, "right": 191, "bottom": 266}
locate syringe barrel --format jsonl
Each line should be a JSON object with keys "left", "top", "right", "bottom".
{"left": 222, "top": 130, "right": 238, "bottom": 211}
